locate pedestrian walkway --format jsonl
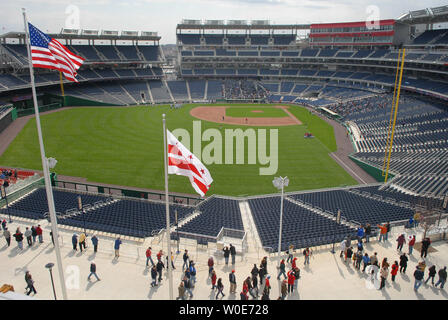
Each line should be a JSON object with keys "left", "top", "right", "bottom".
{"left": 0, "top": 216, "right": 447, "bottom": 300}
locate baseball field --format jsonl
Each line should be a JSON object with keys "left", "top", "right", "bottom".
{"left": 0, "top": 104, "right": 357, "bottom": 196}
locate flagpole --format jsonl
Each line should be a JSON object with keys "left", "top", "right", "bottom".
{"left": 162, "top": 113, "right": 174, "bottom": 300}
{"left": 22, "top": 8, "right": 68, "bottom": 300}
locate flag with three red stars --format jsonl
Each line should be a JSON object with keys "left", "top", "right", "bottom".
{"left": 167, "top": 130, "right": 213, "bottom": 197}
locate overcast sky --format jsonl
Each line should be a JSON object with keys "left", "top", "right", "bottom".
{"left": 1, "top": 0, "right": 447, "bottom": 43}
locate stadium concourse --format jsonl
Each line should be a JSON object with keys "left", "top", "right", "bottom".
{"left": 0, "top": 213, "right": 447, "bottom": 300}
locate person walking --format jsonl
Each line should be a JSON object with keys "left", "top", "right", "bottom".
{"left": 208, "top": 256, "right": 214, "bottom": 277}
{"left": 362, "top": 253, "right": 370, "bottom": 272}
{"left": 399, "top": 253, "right": 408, "bottom": 273}
{"left": 365, "top": 223, "right": 371, "bottom": 243}
{"left": 156, "top": 259, "right": 165, "bottom": 282}
{"left": 223, "top": 246, "right": 230, "bottom": 266}
{"left": 182, "top": 249, "right": 189, "bottom": 271}
{"left": 189, "top": 262, "right": 197, "bottom": 286}
{"left": 357, "top": 226, "right": 365, "bottom": 242}
{"left": 281, "top": 280, "right": 287, "bottom": 300}
{"left": 377, "top": 224, "right": 387, "bottom": 242}
{"left": 216, "top": 278, "right": 225, "bottom": 299}
{"left": 303, "top": 247, "right": 311, "bottom": 265}
{"left": 251, "top": 264, "right": 259, "bottom": 280}
{"left": 287, "top": 269, "right": 295, "bottom": 294}
{"left": 166, "top": 252, "right": 175, "bottom": 270}
{"left": 286, "top": 244, "right": 294, "bottom": 264}
{"left": 176, "top": 281, "right": 185, "bottom": 300}
{"left": 425, "top": 265, "right": 437, "bottom": 285}
{"left": 379, "top": 266, "right": 388, "bottom": 290}
{"left": 259, "top": 264, "right": 266, "bottom": 285}
{"left": 408, "top": 235, "right": 416, "bottom": 255}
{"left": 357, "top": 239, "right": 363, "bottom": 253}
{"left": 396, "top": 234, "right": 406, "bottom": 252}
{"left": 211, "top": 269, "right": 217, "bottom": 290}
{"left": 252, "top": 274, "right": 259, "bottom": 298}
{"left": 24, "top": 227, "right": 32, "bottom": 247}
{"left": 91, "top": 234, "right": 98, "bottom": 253}
{"left": 150, "top": 265, "right": 158, "bottom": 287}
{"left": 36, "top": 225, "right": 43, "bottom": 243}
{"left": 230, "top": 244, "right": 236, "bottom": 265}
{"left": 114, "top": 237, "right": 122, "bottom": 259}
{"left": 3, "top": 227, "right": 11, "bottom": 247}
{"left": 391, "top": 261, "right": 399, "bottom": 282}
{"left": 183, "top": 276, "right": 194, "bottom": 299}
{"left": 72, "top": 233, "right": 78, "bottom": 251}
{"left": 157, "top": 250, "right": 163, "bottom": 262}
{"left": 434, "top": 266, "right": 447, "bottom": 289}
{"left": 293, "top": 267, "right": 300, "bottom": 291}
{"left": 414, "top": 266, "right": 424, "bottom": 291}
{"left": 145, "top": 247, "right": 154, "bottom": 267}
{"left": 25, "top": 271, "right": 37, "bottom": 296}
{"left": 421, "top": 237, "right": 431, "bottom": 258}
{"left": 261, "top": 256, "right": 268, "bottom": 274}
{"left": 385, "top": 222, "right": 391, "bottom": 241}
{"left": 88, "top": 261, "right": 100, "bottom": 281}
{"left": 277, "top": 259, "right": 287, "bottom": 280}
{"left": 345, "top": 247, "right": 353, "bottom": 263}
{"left": 229, "top": 269, "right": 237, "bottom": 293}
{"left": 31, "top": 226, "right": 37, "bottom": 244}
{"left": 355, "top": 251, "right": 363, "bottom": 270}
{"left": 79, "top": 232, "right": 87, "bottom": 253}
{"left": 370, "top": 252, "right": 379, "bottom": 267}
{"left": 13, "top": 228, "right": 23, "bottom": 250}
{"left": 381, "top": 258, "right": 390, "bottom": 269}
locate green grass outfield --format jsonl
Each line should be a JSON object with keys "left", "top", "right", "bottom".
{"left": 225, "top": 106, "right": 288, "bottom": 118}
{"left": 0, "top": 104, "right": 357, "bottom": 196}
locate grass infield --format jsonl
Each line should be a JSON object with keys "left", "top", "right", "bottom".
{"left": 0, "top": 104, "right": 356, "bottom": 196}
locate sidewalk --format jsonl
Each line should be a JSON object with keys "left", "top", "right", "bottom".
{"left": 0, "top": 216, "right": 447, "bottom": 300}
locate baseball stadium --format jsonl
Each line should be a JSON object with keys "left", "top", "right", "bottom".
{"left": 0, "top": 3, "right": 447, "bottom": 302}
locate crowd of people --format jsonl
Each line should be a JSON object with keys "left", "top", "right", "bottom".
{"left": 339, "top": 223, "right": 446, "bottom": 292}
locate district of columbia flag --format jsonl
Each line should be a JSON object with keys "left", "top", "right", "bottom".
{"left": 167, "top": 130, "right": 213, "bottom": 197}
{"left": 28, "top": 23, "right": 84, "bottom": 82}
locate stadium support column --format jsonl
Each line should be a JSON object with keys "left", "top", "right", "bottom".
{"left": 162, "top": 113, "right": 174, "bottom": 300}
{"left": 22, "top": 8, "right": 68, "bottom": 300}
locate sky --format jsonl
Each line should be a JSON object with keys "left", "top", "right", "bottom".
{"left": 1, "top": 0, "right": 447, "bottom": 44}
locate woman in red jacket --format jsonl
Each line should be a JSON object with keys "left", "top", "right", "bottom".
{"left": 211, "top": 270, "right": 217, "bottom": 290}
{"left": 408, "top": 235, "right": 416, "bottom": 255}
{"left": 287, "top": 269, "right": 295, "bottom": 294}
{"left": 391, "top": 261, "right": 399, "bottom": 282}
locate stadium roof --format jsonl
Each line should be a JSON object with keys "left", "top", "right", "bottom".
{"left": 0, "top": 29, "right": 161, "bottom": 41}
{"left": 177, "top": 19, "right": 310, "bottom": 30}
{"left": 397, "top": 5, "right": 448, "bottom": 25}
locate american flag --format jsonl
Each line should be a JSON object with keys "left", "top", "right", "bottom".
{"left": 167, "top": 130, "right": 213, "bottom": 197}
{"left": 28, "top": 23, "right": 84, "bottom": 82}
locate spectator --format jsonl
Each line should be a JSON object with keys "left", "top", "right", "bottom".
{"left": 91, "top": 234, "right": 98, "bottom": 253}
{"left": 303, "top": 247, "right": 311, "bottom": 265}
{"left": 166, "top": 252, "right": 175, "bottom": 270}
{"left": 345, "top": 247, "right": 353, "bottom": 263}
{"left": 114, "top": 237, "right": 122, "bottom": 258}
{"left": 230, "top": 244, "right": 236, "bottom": 265}
{"left": 36, "top": 225, "right": 43, "bottom": 243}
{"left": 286, "top": 244, "right": 294, "bottom": 264}
{"left": 408, "top": 235, "right": 416, "bottom": 255}
{"left": 421, "top": 237, "right": 431, "bottom": 258}
{"left": 396, "top": 234, "right": 406, "bottom": 252}
{"left": 211, "top": 270, "right": 217, "bottom": 290}
{"left": 357, "top": 226, "right": 365, "bottom": 242}
{"left": 287, "top": 269, "right": 295, "bottom": 294}
{"left": 370, "top": 252, "right": 379, "bottom": 267}
{"left": 357, "top": 239, "right": 363, "bottom": 253}
{"left": 379, "top": 266, "right": 388, "bottom": 290}
{"left": 31, "top": 226, "right": 37, "bottom": 244}
{"left": 365, "top": 223, "right": 371, "bottom": 243}
{"left": 24, "top": 227, "right": 32, "bottom": 247}
{"left": 355, "top": 251, "right": 363, "bottom": 270}
{"left": 156, "top": 259, "right": 165, "bottom": 282}
{"left": 281, "top": 280, "right": 287, "bottom": 300}
{"left": 339, "top": 239, "right": 346, "bottom": 258}
{"left": 259, "top": 264, "right": 266, "bottom": 285}
{"left": 292, "top": 257, "right": 298, "bottom": 270}
{"left": 399, "top": 253, "right": 408, "bottom": 273}
{"left": 3, "top": 227, "right": 11, "bottom": 247}
{"left": 414, "top": 266, "right": 424, "bottom": 291}
{"left": 182, "top": 249, "right": 189, "bottom": 270}
{"left": 377, "top": 224, "right": 387, "bottom": 242}
{"left": 251, "top": 264, "right": 259, "bottom": 280}
{"left": 189, "top": 261, "right": 197, "bottom": 286}
{"left": 251, "top": 274, "right": 258, "bottom": 298}
{"left": 88, "top": 261, "right": 100, "bottom": 281}
{"left": 385, "top": 222, "right": 391, "bottom": 241}
{"left": 1, "top": 219, "right": 6, "bottom": 231}
{"left": 434, "top": 266, "right": 447, "bottom": 289}
{"left": 391, "top": 261, "right": 399, "bottom": 282}
{"left": 381, "top": 258, "right": 390, "bottom": 269}
{"left": 216, "top": 278, "right": 225, "bottom": 299}
{"left": 362, "top": 253, "right": 370, "bottom": 272}
{"left": 183, "top": 276, "right": 193, "bottom": 299}
{"left": 145, "top": 247, "right": 154, "bottom": 267}
{"left": 13, "top": 227, "right": 23, "bottom": 250}
{"left": 71, "top": 233, "right": 78, "bottom": 251}
{"left": 277, "top": 259, "right": 287, "bottom": 280}
{"left": 79, "top": 232, "right": 87, "bottom": 253}
{"left": 223, "top": 246, "right": 230, "bottom": 265}
{"left": 150, "top": 265, "right": 157, "bottom": 287}
{"left": 208, "top": 256, "right": 214, "bottom": 277}
{"left": 176, "top": 281, "right": 185, "bottom": 300}
{"left": 156, "top": 250, "right": 163, "bottom": 262}
{"left": 261, "top": 256, "right": 268, "bottom": 273}
{"left": 25, "top": 271, "right": 37, "bottom": 296}
{"left": 229, "top": 270, "right": 237, "bottom": 294}
{"left": 293, "top": 267, "right": 300, "bottom": 291}
{"left": 425, "top": 265, "right": 437, "bottom": 285}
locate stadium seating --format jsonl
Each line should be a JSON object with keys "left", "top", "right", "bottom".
{"left": 167, "top": 80, "right": 189, "bottom": 101}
